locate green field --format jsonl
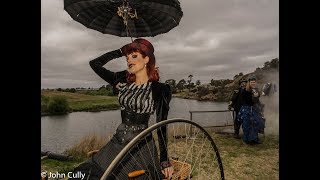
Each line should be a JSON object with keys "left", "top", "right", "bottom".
{"left": 41, "top": 90, "right": 120, "bottom": 114}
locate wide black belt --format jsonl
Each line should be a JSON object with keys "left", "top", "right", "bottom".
{"left": 114, "top": 110, "right": 151, "bottom": 144}
{"left": 121, "top": 110, "right": 150, "bottom": 125}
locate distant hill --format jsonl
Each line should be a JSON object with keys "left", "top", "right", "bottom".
{"left": 172, "top": 58, "right": 279, "bottom": 102}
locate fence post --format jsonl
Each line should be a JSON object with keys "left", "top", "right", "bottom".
{"left": 189, "top": 111, "right": 193, "bottom": 135}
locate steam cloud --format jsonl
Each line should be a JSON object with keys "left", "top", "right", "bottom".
{"left": 259, "top": 72, "right": 279, "bottom": 135}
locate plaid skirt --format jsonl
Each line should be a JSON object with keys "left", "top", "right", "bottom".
{"left": 237, "top": 105, "right": 265, "bottom": 144}
{"left": 71, "top": 127, "right": 163, "bottom": 180}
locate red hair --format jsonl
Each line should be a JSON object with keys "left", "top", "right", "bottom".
{"left": 122, "top": 38, "right": 159, "bottom": 83}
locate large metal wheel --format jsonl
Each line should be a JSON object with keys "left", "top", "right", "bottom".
{"left": 100, "top": 118, "right": 224, "bottom": 180}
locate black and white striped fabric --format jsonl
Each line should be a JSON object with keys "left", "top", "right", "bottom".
{"left": 118, "top": 82, "right": 154, "bottom": 114}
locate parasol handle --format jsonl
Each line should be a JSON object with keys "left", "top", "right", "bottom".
{"left": 125, "top": 23, "right": 133, "bottom": 42}
{"left": 118, "top": 0, "right": 136, "bottom": 42}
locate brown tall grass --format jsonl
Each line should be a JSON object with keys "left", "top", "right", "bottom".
{"left": 64, "top": 134, "right": 113, "bottom": 160}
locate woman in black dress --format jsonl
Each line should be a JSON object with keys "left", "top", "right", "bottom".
{"left": 72, "top": 38, "right": 173, "bottom": 179}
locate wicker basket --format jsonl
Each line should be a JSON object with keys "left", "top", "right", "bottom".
{"left": 170, "top": 158, "right": 191, "bottom": 180}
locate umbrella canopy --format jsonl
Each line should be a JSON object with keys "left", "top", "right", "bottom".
{"left": 64, "top": 0, "right": 183, "bottom": 37}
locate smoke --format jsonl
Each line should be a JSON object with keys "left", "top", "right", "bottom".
{"left": 259, "top": 71, "right": 279, "bottom": 135}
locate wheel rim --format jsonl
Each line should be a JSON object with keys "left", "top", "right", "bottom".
{"left": 100, "top": 118, "right": 224, "bottom": 180}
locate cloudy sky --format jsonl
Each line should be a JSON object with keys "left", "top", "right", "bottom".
{"left": 41, "top": 0, "right": 278, "bottom": 88}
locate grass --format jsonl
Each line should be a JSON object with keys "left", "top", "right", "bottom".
{"left": 41, "top": 134, "right": 112, "bottom": 178}
{"left": 211, "top": 133, "right": 279, "bottom": 180}
{"left": 41, "top": 90, "right": 120, "bottom": 113}
{"left": 172, "top": 91, "right": 193, "bottom": 99}
{"left": 164, "top": 126, "right": 278, "bottom": 179}
{"left": 64, "top": 134, "right": 112, "bottom": 161}
{"left": 41, "top": 159, "right": 81, "bottom": 175}
{"left": 41, "top": 131, "right": 278, "bottom": 179}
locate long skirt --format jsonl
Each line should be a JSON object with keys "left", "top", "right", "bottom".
{"left": 71, "top": 131, "right": 163, "bottom": 180}
{"left": 237, "top": 105, "right": 265, "bottom": 144}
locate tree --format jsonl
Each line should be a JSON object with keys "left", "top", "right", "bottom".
{"left": 165, "top": 79, "right": 177, "bottom": 93}
{"left": 210, "top": 79, "right": 215, "bottom": 86}
{"left": 70, "top": 88, "right": 76, "bottom": 93}
{"left": 264, "top": 61, "right": 271, "bottom": 69}
{"left": 197, "top": 86, "right": 210, "bottom": 97}
{"left": 239, "top": 72, "right": 243, "bottom": 76}
{"left": 196, "top": 80, "right": 201, "bottom": 86}
{"left": 105, "top": 84, "right": 113, "bottom": 91}
{"left": 165, "top": 79, "right": 176, "bottom": 87}
{"left": 189, "top": 82, "right": 195, "bottom": 89}
{"left": 176, "top": 79, "right": 186, "bottom": 90}
{"left": 187, "top": 75, "right": 193, "bottom": 92}
{"left": 99, "top": 85, "right": 106, "bottom": 90}
{"left": 187, "top": 74, "right": 193, "bottom": 85}
{"left": 270, "top": 58, "right": 279, "bottom": 69}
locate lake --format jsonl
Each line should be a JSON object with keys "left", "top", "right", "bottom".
{"left": 41, "top": 98, "right": 231, "bottom": 153}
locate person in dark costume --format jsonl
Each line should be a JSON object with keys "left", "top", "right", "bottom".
{"left": 261, "top": 82, "right": 277, "bottom": 96}
{"left": 237, "top": 75, "right": 265, "bottom": 145}
{"left": 228, "top": 78, "right": 247, "bottom": 139}
{"left": 71, "top": 38, "right": 174, "bottom": 179}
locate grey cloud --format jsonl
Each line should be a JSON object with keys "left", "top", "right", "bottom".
{"left": 41, "top": 0, "right": 278, "bottom": 88}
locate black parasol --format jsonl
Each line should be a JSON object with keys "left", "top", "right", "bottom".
{"left": 64, "top": 0, "right": 183, "bottom": 37}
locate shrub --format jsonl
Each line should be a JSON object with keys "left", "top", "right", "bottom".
{"left": 197, "top": 86, "right": 210, "bottom": 97}
{"left": 41, "top": 95, "right": 50, "bottom": 113}
{"left": 71, "top": 88, "right": 76, "bottom": 93}
{"left": 47, "top": 96, "right": 70, "bottom": 114}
